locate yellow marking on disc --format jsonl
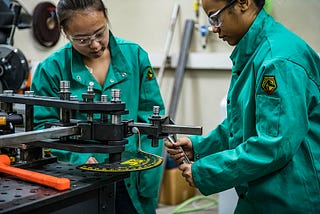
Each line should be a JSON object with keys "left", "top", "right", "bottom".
{"left": 77, "top": 152, "right": 163, "bottom": 173}
{"left": 122, "top": 159, "right": 144, "bottom": 165}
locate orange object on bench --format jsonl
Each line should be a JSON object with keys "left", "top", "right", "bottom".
{"left": 0, "top": 155, "right": 70, "bottom": 191}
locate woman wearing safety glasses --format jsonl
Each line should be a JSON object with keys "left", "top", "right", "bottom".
{"left": 31, "top": 0, "right": 165, "bottom": 213}
{"left": 165, "top": 0, "right": 320, "bottom": 213}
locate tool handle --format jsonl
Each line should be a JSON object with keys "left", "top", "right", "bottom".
{"left": 167, "top": 135, "right": 191, "bottom": 164}
{"left": 0, "top": 155, "right": 70, "bottom": 191}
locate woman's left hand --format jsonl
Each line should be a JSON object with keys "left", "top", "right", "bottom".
{"left": 179, "top": 163, "right": 196, "bottom": 187}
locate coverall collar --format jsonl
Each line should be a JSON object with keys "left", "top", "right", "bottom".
{"left": 230, "top": 9, "right": 270, "bottom": 74}
{"left": 69, "top": 32, "right": 130, "bottom": 90}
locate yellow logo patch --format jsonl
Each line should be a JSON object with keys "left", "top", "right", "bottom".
{"left": 146, "top": 67, "right": 154, "bottom": 80}
{"left": 262, "top": 76, "right": 277, "bottom": 95}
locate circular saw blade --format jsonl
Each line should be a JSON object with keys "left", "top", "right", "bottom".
{"left": 77, "top": 151, "right": 163, "bottom": 173}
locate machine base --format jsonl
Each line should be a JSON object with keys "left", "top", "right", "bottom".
{"left": 0, "top": 161, "right": 129, "bottom": 214}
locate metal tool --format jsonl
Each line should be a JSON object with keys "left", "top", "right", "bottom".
{"left": 0, "top": 86, "right": 202, "bottom": 172}
{"left": 167, "top": 135, "right": 191, "bottom": 164}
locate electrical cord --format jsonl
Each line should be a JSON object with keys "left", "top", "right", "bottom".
{"left": 132, "top": 127, "right": 162, "bottom": 159}
{"left": 171, "top": 195, "right": 218, "bottom": 214}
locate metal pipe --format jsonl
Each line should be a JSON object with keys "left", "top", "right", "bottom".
{"left": 168, "top": 19, "right": 194, "bottom": 120}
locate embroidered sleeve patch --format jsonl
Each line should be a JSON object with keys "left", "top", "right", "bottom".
{"left": 261, "top": 76, "right": 277, "bottom": 95}
{"left": 146, "top": 67, "right": 154, "bottom": 80}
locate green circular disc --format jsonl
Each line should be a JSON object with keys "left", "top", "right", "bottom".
{"left": 77, "top": 151, "right": 163, "bottom": 173}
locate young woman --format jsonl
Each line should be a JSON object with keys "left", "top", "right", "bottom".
{"left": 31, "top": 0, "right": 165, "bottom": 213}
{"left": 166, "top": 0, "right": 320, "bottom": 213}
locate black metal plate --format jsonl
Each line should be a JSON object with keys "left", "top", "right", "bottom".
{"left": 0, "top": 161, "right": 129, "bottom": 213}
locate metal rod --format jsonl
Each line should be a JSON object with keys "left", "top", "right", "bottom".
{"left": 161, "top": 124, "right": 202, "bottom": 135}
{"left": 167, "top": 135, "right": 191, "bottom": 164}
{"left": 129, "top": 122, "right": 202, "bottom": 136}
{"left": 0, "top": 126, "right": 80, "bottom": 147}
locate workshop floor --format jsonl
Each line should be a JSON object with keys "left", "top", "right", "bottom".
{"left": 156, "top": 194, "right": 219, "bottom": 214}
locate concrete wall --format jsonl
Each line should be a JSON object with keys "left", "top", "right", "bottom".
{"left": 12, "top": 0, "right": 320, "bottom": 135}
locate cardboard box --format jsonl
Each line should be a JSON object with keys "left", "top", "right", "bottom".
{"left": 159, "top": 167, "right": 196, "bottom": 205}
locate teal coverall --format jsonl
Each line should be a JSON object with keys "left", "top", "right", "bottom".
{"left": 31, "top": 32, "right": 165, "bottom": 214}
{"left": 189, "top": 9, "right": 320, "bottom": 213}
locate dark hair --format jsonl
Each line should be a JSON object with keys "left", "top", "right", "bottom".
{"left": 56, "top": 0, "right": 108, "bottom": 30}
{"left": 252, "top": 0, "right": 265, "bottom": 9}
{"left": 227, "top": 0, "right": 265, "bottom": 10}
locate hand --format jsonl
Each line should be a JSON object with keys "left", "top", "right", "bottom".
{"left": 179, "top": 163, "right": 196, "bottom": 187}
{"left": 164, "top": 137, "right": 194, "bottom": 164}
{"left": 86, "top": 156, "right": 98, "bottom": 164}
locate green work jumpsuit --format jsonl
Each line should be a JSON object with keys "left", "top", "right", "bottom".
{"left": 189, "top": 9, "right": 320, "bottom": 213}
{"left": 31, "top": 32, "right": 165, "bottom": 214}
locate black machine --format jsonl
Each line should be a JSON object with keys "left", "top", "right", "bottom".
{"left": 0, "top": 0, "right": 30, "bottom": 93}
{"left": 0, "top": 0, "right": 32, "bottom": 45}
{"left": 0, "top": 83, "right": 202, "bottom": 213}
{"left": 0, "top": 44, "right": 29, "bottom": 93}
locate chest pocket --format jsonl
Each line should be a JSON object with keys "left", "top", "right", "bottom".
{"left": 257, "top": 95, "right": 280, "bottom": 137}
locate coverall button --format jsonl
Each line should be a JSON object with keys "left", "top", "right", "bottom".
{"left": 110, "top": 79, "right": 114, "bottom": 83}
{"left": 122, "top": 73, "right": 127, "bottom": 77}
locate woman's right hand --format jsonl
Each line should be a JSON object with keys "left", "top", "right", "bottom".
{"left": 86, "top": 156, "right": 98, "bottom": 164}
{"left": 164, "top": 137, "right": 194, "bottom": 164}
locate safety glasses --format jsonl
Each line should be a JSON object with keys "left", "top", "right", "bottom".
{"left": 68, "top": 25, "right": 108, "bottom": 46}
{"left": 208, "top": 0, "right": 237, "bottom": 28}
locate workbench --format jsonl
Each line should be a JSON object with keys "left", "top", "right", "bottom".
{"left": 0, "top": 158, "right": 129, "bottom": 214}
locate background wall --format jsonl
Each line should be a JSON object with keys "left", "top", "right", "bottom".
{"left": 12, "top": 0, "right": 320, "bottom": 135}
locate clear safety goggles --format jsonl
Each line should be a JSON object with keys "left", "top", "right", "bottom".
{"left": 208, "top": 0, "right": 236, "bottom": 28}
{"left": 68, "top": 25, "right": 108, "bottom": 46}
